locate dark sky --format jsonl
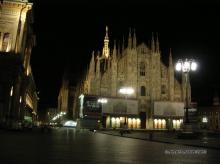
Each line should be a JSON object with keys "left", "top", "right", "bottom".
{"left": 31, "top": 0, "right": 220, "bottom": 109}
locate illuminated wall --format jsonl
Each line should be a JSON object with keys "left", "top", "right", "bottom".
{"left": 102, "top": 97, "right": 138, "bottom": 115}
{"left": 0, "top": 1, "right": 32, "bottom": 54}
{"left": 154, "top": 101, "right": 184, "bottom": 117}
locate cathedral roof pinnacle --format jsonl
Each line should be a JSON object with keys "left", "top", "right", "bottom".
{"left": 114, "top": 40, "right": 116, "bottom": 49}
{"left": 151, "top": 32, "right": 155, "bottom": 52}
{"left": 128, "top": 28, "right": 132, "bottom": 48}
{"left": 102, "top": 26, "right": 110, "bottom": 59}
{"left": 156, "top": 32, "right": 160, "bottom": 52}
{"left": 133, "top": 28, "right": 137, "bottom": 48}
{"left": 129, "top": 28, "right": 132, "bottom": 37}
{"left": 169, "top": 48, "right": 173, "bottom": 66}
{"left": 105, "top": 26, "right": 109, "bottom": 39}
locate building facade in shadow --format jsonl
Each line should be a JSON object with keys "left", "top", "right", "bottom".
{"left": 0, "top": 0, "right": 38, "bottom": 129}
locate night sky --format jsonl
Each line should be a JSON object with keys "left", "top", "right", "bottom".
{"left": 31, "top": 1, "right": 220, "bottom": 110}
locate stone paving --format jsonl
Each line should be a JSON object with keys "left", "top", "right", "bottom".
{"left": 1, "top": 127, "right": 220, "bottom": 164}
{"left": 98, "top": 129, "right": 220, "bottom": 150}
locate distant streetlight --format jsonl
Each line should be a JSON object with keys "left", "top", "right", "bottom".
{"left": 18, "top": 96, "right": 22, "bottom": 121}
{"left": 175, "top": 59, "right": 197, "bottom": 124}
{"left": 119, "top": 87, "right": 134, "bottom": 126}
{"left": 8, "top": 86, "right": 14, "bottom": 125}
{"left": 10, "top": 86, "right": 13, "bottom": 96}
{"left": 19, "top": 96, "right": 22, "bottom": 103}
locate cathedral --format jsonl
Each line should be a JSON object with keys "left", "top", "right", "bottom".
{"left": 78, "top": 27, "right": 191, "bottom": 129}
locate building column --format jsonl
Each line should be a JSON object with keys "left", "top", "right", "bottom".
{"left": 0, "top": 32, "right": 4, "bottom": 51}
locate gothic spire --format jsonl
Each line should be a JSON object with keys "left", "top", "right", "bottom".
{"left": 102, "top": 26, "right": 110, "bottom": 59}
{"left": 105, "top": 26, "right": 109, "bottom": 40}
{"left": 169, "top": 48, "right": 173, "bottom": 67}
{"left": 90, "top": 51, "right": 95, "bottom": 65}
{"left": 117, "top": 40, "right": 120, "bottom": 57}
{"left": 113, "top": 40, "right": 117, "bottom": 61}
{"left": 156, "top": 32, "right": 160, "bottom": 53}
{"left": 108, "top": 57, "right": 111, "bottom": 70}
{"left": 122, "top": 35, "right": 125, "bottom": 52}
{"left": 151, "top": 32, "right": 155, "bottom": 52}
{"left": 96, "top": 51, "right": 100, "bottom": 77}
{"left": 128, "top": 28, "right": 132, "bottom": 48}
{"left": 133, "top": 28, "right": 137, "bottom": 49}
{"left": 88, "top": 51, "right": 95, "bottom": 75}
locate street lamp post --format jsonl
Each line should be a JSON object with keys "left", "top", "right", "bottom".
{"left": 18, "top": 96, "right": 22, "bottom": 122}
{"left": 119, "top": 87, "right": 134, "bottom": 126}
{"left": 7, "top": 86, "right": 13, "bottom": 127}
{"left": 175, "top": 59, "right": 197, "bottom": 125}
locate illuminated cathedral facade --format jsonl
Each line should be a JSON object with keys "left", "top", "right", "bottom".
{"left": 78, "top": 27, "right": 190, "bottom": 129}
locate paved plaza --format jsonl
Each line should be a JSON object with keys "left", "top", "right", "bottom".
{"left": 0, "top": 128, "right": 220, "bottom": 164}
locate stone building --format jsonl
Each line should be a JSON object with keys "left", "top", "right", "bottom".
{"left": 198, "top": 93, "right": 220, "bottom": 131}
{"left": 77, "top": 27, "right": 190, "bottom": 129}
{"left": 58, "top": 73, "right": 76, "bottom": 120}
{"left": 0, "top": 0, "right": 38, "bottom": 128}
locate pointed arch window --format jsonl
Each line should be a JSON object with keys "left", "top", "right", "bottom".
{"left": 140, "top": 62, "right": 145, "bottom": 76}
{"left": 161, "top": 85, "right": 166, "bottom": 94}
{"left": 2, "top": 33, "right": 11, "bottom": 52}
{"left": 141, "top": 86, "right": 146, "bottom": 96}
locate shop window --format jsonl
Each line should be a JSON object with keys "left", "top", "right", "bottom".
{"left": 140, "top": 86, "right": 146, "bottom": 96}
{"left": 154, "top": 119, "right": 166, "bottom": 129}
{"left": 162, "top": 119, "right": 166, "bottom": 129}
{"left": 115, "top": 117, "right": 120, "bottom": 128}
{"left": 154, "top": 119, "right": 158, "bottom": 129}
{"left": 111, "top": 117, "right": 116, "bottom": 128}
